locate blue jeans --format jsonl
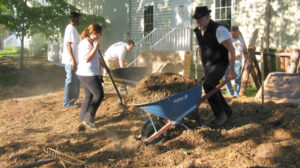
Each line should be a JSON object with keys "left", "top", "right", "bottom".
{"left": 62, "top": 64, "right": 80, "bottom": 107}
{"left": 224, "top": 61, "right": 242, "bottom": 97}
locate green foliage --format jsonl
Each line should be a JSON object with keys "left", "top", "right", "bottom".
{"left": 0, "top": 70, "right": 15, "bottom": 86}
{"left": 0, "top": 0, "right": 106, "bottom": 41}
{"left": 28, "top": 34, "right": 48, "bottom": 57}
{"left": 0, "top": 0, "right": 106, "bottom": 67}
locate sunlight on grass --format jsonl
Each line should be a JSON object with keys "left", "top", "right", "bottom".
{"left": 0, "top": 51, "right": 20, "bottom": 58}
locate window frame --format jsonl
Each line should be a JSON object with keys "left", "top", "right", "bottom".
{"left": 214, "top": 0, "right": 234, "bottom": 28}
{"left": 143, "top": 2, "right": 155, "bottom": 36}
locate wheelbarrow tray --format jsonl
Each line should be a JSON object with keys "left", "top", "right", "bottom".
{"left": 112, "top": 67, "right": 149, "bottom": 82}
{"left": 134, "top": 83, "right": 202, "bottom": 121}
{"left": 103, "top": 76, "right": 137, "bottom": 86}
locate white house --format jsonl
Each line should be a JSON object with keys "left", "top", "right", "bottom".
{"left": 49, "top": 0, "right": 300, "bottom": 73}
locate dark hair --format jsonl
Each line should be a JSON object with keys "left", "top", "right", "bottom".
{"left": 70, "top": 12, "right": 81, "bottom": 19}
{"left": 80, "top": 23, "right": 103, "bottom": 40}
{"left": 127, "top": 40, "right": 135, "bottom": 47}
{"left": 231, "top": 26, "right": 239, "bottom": 32}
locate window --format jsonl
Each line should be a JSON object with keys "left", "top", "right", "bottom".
{"left": 215, "top": 0, "right": 232, "bottom": 28}
{"left": 144, "top": 5, "right": 154, "bottom": 36}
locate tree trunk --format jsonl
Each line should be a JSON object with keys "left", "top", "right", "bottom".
{"left": 20, "top": 34, "right": 24, "bottom": 69}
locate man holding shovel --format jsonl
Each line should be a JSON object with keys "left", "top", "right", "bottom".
{"left": 193, "top": 6, "right": 236, "bottom": 126}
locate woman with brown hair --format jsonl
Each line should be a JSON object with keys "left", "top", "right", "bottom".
{"left": 76, "top": 23, "right": 109, "bottom": 130}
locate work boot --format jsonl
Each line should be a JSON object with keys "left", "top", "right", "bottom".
{"left": 212, "top": 112, "right": 228, "bottom": 126}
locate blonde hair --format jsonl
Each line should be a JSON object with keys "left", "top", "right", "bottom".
{"left": 80, "top": 23, "right": 103, "bottom": 40}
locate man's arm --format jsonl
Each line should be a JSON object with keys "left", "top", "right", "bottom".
{"left": 66, "top": 42, "right": 77, "bottom": 70}
{"left": 221, "top": 39, "right": 236, "bottom": 80}
{"left": 118, "top": 51, "right": 127, "bottom": 68}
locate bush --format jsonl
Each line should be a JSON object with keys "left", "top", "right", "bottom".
{"left": 29, "top": 34, "right": 48, "bottom": 57}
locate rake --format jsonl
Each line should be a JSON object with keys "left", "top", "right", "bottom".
{"left": 13, "top": 147, "right": 86, "bottom": 168}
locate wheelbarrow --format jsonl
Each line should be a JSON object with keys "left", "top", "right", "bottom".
{"left": 103, "top": 66, "right": 150, "bottom": 93}
{"left": 132, "top": 78, "right": 229, "bottom": 144}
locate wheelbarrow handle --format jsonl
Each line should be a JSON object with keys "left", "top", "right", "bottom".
{"left": 196, "top": 78, "right": 230, "bottom": 106}
{"left": 98, "top": 49, "right": 124, "bottom": 105}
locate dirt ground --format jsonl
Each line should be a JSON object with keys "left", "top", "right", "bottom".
{"left": 0, "top": 57, "right": 300, "bottom": 168}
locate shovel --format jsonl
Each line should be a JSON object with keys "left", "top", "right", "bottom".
{"left": 98, "top": 49, "right": 124, "bottom": 105}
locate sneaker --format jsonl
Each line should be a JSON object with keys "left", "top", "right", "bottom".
{"left": 83, "top": 121, "right": 97, "bottom": 130}
{"left": 212, "top": 112, "right": 228, "bottom": 126}
{"left": 64, "top": 104, "right": 80, "bottom": 109}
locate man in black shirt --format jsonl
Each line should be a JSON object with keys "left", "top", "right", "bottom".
{"left": 193, "top": 6, "right": 236, "bottom": 126}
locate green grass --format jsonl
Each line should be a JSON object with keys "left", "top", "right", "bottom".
{"left": 0, "top": 51, "right": 20, "bottom": 58}
{"left": 244, "top": 86, "right": 258, "bottom": 97}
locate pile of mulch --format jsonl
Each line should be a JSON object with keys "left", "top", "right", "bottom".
{"left": 125, "top": 72, "right": 201, "bottom": 104}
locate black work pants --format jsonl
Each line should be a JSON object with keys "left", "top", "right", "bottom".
{"left": 203, "top": 63, "right": 232, "bottom": 118}
{"left": 77, "top": 75, "right": 104, "bottom": 122}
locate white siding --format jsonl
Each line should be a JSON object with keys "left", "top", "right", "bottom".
{"left": 234, "top": 0, "right": 300, "bottom": 49}
{"left": 130, "top": 0, "right": 174, "bottom": 43}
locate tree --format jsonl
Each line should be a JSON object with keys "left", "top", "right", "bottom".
{"left": 0, "top": 0, "right": 106, "bottom": 68}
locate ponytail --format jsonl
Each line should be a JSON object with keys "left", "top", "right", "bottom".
{"left": 80, "top": 24, "right": 103, "bottom": 40}
{"left": 80, "top": 29, "right": 89, "bottom": 40}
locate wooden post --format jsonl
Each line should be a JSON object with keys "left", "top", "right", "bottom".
{"left": 195, "top": 47, "right": 199, "bottom": 79}
{"left": 287, "top": 49, "right": 300, "bottom": 73}
{"left": 239, "top": 47, "right": 256, "bottom": 96}
{"left": 183, "top": 51, "right": 192, "bottom": 77}
{"left": 269, "top": 49, "right": 277, "bottom": 72}
{"left": 263, "top": 49, "right": 269, "bottom": 77}
{"left": 280, "top": 56, "right": 285, "bottom": 72}
{"left": 250, "top": 68, "right": 261, "bottom": 89}
{"left": 284, "top": 56, "right": 290, "bottom": 72}
{"left": 252, "top": 53, "right": 262, "bottom": 85}
{"left": 260, "top": 37, "right": 265, "bottom": 113}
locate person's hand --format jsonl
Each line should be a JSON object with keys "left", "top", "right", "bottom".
{"left": 106, "top": 67, "right": 112, "bottom": 75}
{"left": 72, "top": 60, "right": 77, "bottom": 70}
{"left": 227, "top": 69, "right": 236, "bottom": 80}
{"left": 93, "top": 41, "right": 99, "bottom": 50}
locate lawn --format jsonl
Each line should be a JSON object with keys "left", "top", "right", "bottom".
{"left": 0, "top": 51, "right": 20, "bottom": 58}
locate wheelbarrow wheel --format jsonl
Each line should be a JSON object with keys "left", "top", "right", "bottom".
{"left": 141, "top": 118, "right": 167, "bottom": 144}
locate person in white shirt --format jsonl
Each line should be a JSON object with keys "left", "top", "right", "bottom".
{"left": 224, "top": 26, "right": 244, "bottom": 98}
{"left": 62, "top": 12, "right": 81, "bottom": 108}
{"left": 76, "top": 23, "right": 109, "bottom": 130}
{"left": 104, "top": 40, "right": 135, "bottom": 70}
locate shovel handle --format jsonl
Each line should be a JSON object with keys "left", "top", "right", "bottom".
{"left": 98, "top": 49, "right": 124, "bottom": 105}
{"left": 196, "top": 78, "right": 229, "bottom": 106}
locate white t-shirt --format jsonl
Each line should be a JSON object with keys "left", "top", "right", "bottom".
{"left": 216, "top": 26, "right": 231, "bottom": 44}
{"left": 61, "top": 24, "right": 80, "bottom": 65}
{"left": 231, "top": 35, "right": 244, "bottom": 61}
{"left": 76, "top": 39, "right": 100, "bottom": 76}
{"left": 104, "top": 42, "right": 127, "bottom": 61}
